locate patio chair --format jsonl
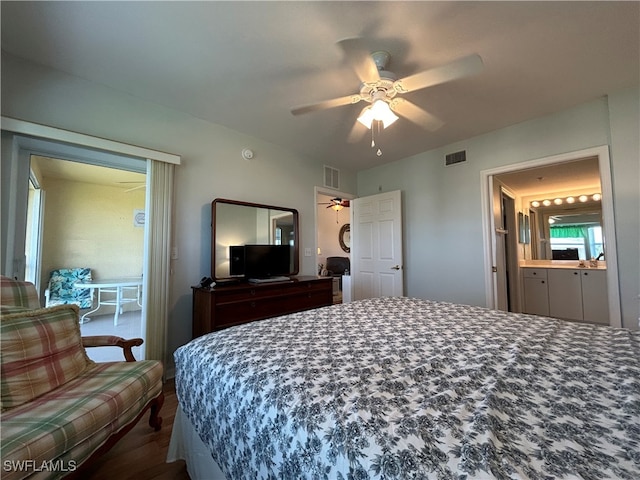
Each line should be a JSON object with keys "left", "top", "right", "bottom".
{"left": 44, "top": 267, "right": 93, "bottom": 309}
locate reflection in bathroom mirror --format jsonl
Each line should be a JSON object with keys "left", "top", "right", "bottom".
{"left": 538, "top": 208, "right": 603, "bottom": 261}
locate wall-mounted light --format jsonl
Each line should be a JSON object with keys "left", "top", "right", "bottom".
{"left": 530, "top": 193, "right": 601, "bottom": 208}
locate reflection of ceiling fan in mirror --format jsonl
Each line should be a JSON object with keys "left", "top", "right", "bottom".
{"left": 291, "top": 38, "right": 483, "bottom": 155}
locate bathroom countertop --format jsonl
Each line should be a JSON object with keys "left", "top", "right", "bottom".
{"left": 520, "top": 260, "right": 607, "bottom": 270}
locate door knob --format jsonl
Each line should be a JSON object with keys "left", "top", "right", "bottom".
{"left": 391, "top": 265, "right": 401, "bottom": 270}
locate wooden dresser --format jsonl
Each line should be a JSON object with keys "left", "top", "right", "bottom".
{"left": 191, "top": 276, "right": 333, "bottom": 337}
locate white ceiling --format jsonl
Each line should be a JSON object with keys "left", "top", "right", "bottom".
{"left": 31, "top": 156, "right": 145, "bottom": 189}
{"left": 2, "top": 2, "right": 638, "bottom": 172}
{"left": 496, "top": 156, "right": 601, "bottom": 197}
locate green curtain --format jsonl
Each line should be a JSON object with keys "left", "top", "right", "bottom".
{"left": 550, "top": 225, "right": 588, "bottom": 238}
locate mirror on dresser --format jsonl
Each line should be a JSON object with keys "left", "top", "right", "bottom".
{"left": 212, "top": 198, "right": 299, "bottom": 280}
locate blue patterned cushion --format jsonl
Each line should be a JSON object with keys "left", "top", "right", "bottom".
{"left": 46, "top": 268, "right": 93, "bottom": 309}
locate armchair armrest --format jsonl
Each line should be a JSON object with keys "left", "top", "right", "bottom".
{"left": 82, "top": 335, "right": 144, "bottom": 362}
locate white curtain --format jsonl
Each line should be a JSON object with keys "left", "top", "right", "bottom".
{"left": 142, "top": 159, "right": 174, "bottom": 364}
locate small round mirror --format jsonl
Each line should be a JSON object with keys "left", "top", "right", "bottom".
{"left": 339, "top": 223, "right": 351, "bottom": 253}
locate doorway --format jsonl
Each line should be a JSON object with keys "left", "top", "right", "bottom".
{"left": 27, "top": 155, "right": 146, "bottom": 361}
{"left": 315, "top": 187, "right": 353, "bottom": 304}
{"left": 2, "top": 119, "right": 179, "bottom": 365}
{"left": 481, "top": 146, "right": 621, "bottom": 327}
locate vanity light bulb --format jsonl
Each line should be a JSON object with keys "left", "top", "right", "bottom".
{"left": 542, "top": 199, "right": 551, "bottom": 206}
{"left": 554, "top": 198, "right": 563, "bottom": 205}
{"left": 531, "top": 201, "right": 540, "bottom": 208}
{"left": 566, "top": 197, "right": 575, "bottom": 204}
{"left": 592, "top": 193, "right": 601, "bottom": 201}
{"left": 548, "top": 218, "right": 555, "bottom": 224}
{"left": 579, "top": 195, "right": 588, "bottom": 202}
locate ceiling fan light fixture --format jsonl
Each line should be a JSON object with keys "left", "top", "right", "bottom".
{"left": 357, "top": 100, "right": 398, "bottom": 129}
{"left": 331, "top": 204, "right": 344, "bottom": 211}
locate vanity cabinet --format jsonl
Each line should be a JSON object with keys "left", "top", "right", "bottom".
{"left": 522, "top": 267, "right": 609, "bottom": 324}
{"left": 547, "top": 269, "right": 583, "bottom": 321}
{"left": 579, "top": 270, "right": 609, "bottom": 323}
{"left": 523, "top": 268, "right": 549, "bottom": 316}
{"left": 192, "top": 276, "right": 332, "bottom": 337}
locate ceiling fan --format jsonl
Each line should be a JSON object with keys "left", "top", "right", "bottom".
{"left": 291, "top": 38, "right": 483, "bottom": 151}
{"left": 319, "top": 197, "right": 350, "bottom": 223}
{"left": 319, "top": 197, "right": 350, "bottom": 210}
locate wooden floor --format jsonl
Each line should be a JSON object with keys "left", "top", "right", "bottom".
{"left": 82, "top": 378, "right": 191, "bottom": 480}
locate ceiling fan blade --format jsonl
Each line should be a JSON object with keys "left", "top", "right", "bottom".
{"left": 337, "top": 38, "right": 381, "bottom": 84}
{"left": 347, "top": 120, "right": 368, "bottom": 144}
{"left": 390, "top": 98, "right": 444, "bottom": 131}
{"left": 393, "top": 54, "right": 483, "bottom": 93}
{"left": 291, "top": 93, "right": 362, "bottom": 116}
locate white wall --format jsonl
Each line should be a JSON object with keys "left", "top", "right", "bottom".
{"left": 357, "top": 90, "right": 639, "bottom": 330}
{"left": 1, "top": 53, "right": 358, "bottom": 364}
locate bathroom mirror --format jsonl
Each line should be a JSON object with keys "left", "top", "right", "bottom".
{"left": 212, "top": 198, "right": 299, "bottom": 279}
{"left": 532, "top": 204, "right": 603, "bottom": 261}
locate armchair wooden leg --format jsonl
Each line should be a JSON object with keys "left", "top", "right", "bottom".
{"left": 148, "top": 392, "right": 164, "bottom": 431}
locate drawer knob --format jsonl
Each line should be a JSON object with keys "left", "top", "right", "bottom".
{"left": 250, "top": 301, "right": 256, "bottom": 308}
{"left": 251, "top": 289, "right": 256, "bottom": 295}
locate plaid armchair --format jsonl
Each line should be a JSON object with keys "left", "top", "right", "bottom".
{"left": 0, "top": 276, "right": 164, "bottom": 480}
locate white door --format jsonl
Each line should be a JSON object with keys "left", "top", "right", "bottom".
{"left": 352, "top": 190, "right": 403, "bottom": 300}
{"left": 490, "top": 177, "right": 508, "bottom": 312}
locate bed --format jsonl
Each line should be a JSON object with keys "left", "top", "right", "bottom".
{"left": 169, "top": 296, "right": 640, "bottom": 479}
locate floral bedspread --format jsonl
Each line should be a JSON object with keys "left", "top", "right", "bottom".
{"left": 174, "top": 297, "right": 640, "bottom": 479}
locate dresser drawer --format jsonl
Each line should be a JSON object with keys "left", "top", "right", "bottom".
{"left": 215, "top": 283, "right": 290, "bottom": 304}
{"left": 193, "top": 276, "right": 333, "bottom": 334}
{"left": 522, "top": 268, "right": 547, "bottom": 279}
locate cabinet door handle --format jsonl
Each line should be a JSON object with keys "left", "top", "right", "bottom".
{"left": 573, "top": 272, "right": 578, "bottom": 275}
{"left": 532, "top": 272, "right": 537, "bottom": 275}
{"left": 541, "top": 280, "right": 545, "bottom": 284}
{"left": 583, "top": 272, "right": 589, "bottom": 276}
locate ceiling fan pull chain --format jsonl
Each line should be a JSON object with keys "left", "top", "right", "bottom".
{"left": 373, "top": 119, "right": 383, "bottom": 156}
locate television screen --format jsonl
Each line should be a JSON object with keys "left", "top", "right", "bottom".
{"left": 234, "top": 244, "right": 291, "bottom": 279}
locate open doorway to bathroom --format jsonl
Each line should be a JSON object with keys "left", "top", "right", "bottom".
{"left": 482, "top": 146, "right": 621, "bottom": 327}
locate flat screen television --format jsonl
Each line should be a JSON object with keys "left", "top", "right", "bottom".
{"left": 229, "top": 244, "right": 291, "bottom": 279}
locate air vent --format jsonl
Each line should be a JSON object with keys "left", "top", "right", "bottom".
{"left": 324, "top": 165, "right": 340, "bottom": 189}
{"left": 445, "top": 150, "right": 467, "bottom": 166}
